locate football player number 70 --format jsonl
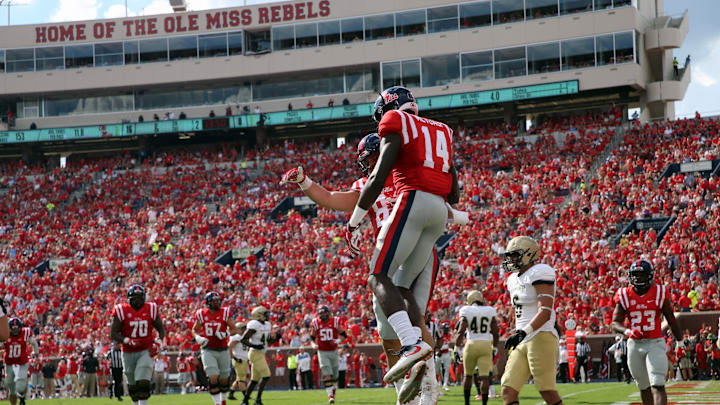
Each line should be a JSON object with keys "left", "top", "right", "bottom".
{"left": 129, "top": 320, "right": 149, "bottom": 338}
{"left": 629, "top": 310, "right": 655, "bottom": 331}
{"left": 420, "top": 126, "right": 450, "bottom": 173}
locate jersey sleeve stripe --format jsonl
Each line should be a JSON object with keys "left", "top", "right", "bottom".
{"left": 398, "top": 111, "right": 409, "bottom": 144}
{"left": 115, "top": 305, "right": 124, "bottom": 321}
{"left": 152, "top": 302, "right": 157, "bottom": 320}
{"left": 406, "top": 112, "right": 419, "bottom": 140}
{"left": 620, "top": 288, "right": 628, "bottom": 310}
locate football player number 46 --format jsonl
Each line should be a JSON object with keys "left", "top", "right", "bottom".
{"left": 129, "top": 320, "right": 149, "bottom": 338}
{"left": 420, "top": 126, "right": 450, "bottom": 173}
{"left": 629, "top": 310, "right": 655, "bottom": 331}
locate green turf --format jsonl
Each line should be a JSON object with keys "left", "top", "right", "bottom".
{"left": 19, "top": 381, "right": 720, "bottom": 405}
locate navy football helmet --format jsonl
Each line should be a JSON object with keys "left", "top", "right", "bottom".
{"left": 9, "top": 318, "right": 22, "bottom": 336}
{"left": 629, "top": 260, "right": 654, "bottom": 290}
{"left": 318, "top": 305, "right": 330, "bottom": 322}
{"left": 205, "top": 291, "right": 222, "bottom": 310}
{"left": 357, "top": 133, "right": 380, "bottom": 176}
{"left": 372, "top": 86, "right": 418, "bottom": 122}
{"left": 127, "top": 284, "right": 146, "bottom": 310}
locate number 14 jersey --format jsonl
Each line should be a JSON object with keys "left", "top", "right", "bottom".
{"left": 459, "top": 305, "right": 496, "bottom": 342}
{"left": 614, "top": 284, "right": 667, "bottom": 339}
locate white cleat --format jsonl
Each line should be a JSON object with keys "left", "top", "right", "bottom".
{"left": 384, "top": 340, "right": 433, "bottom": 384}
{"left": 398, "top": 360, "right": 427, "bottom": 404}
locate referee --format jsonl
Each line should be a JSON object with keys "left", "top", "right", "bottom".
{"left": 574, "top": 334, "right": 591, "bottom": 383}
{"left": 107, "top": 343, "right": 124, "bottom": 401}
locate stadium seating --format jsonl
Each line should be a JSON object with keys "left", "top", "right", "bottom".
{"left": 0, "top": 109, "right": 718, "bottom": 358}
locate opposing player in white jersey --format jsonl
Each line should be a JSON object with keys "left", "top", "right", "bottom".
{"left": 501, "top": 236, "right": 563, "bottom": 405}
{"left": 240, "top": 307, "right": 278, "bottom": 405}
{"left": 455, "top": 291, "right": 498, "bottom": 405}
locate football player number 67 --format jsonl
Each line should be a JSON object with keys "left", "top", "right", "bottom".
{"left": 629, "top": 310, "right": 655, "bottom": 331}
{"left": 129, "top": 320, "right": 149, "bottom": 338}
{"left": 420, "top": 126, "right": 450, "bottom": 173}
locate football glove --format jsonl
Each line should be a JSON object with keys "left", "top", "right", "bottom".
{"left": 504, "top": 330, "right": 527, "bottom": 350}
{"left": 345, "top": 224, "right": 362, "bottom": 256}
{"left": 280, "top": 166, "right": 313, "bottom": 190}
{"left": 453, "top": 350, "right": 461, "bottom": 364}
{"left": 215, "top": 331, "right": 228, "bottom": 341}
{"left": 195, "top": 335, "right": 209, "bottom": 348}
{"left": 446, "top": 203, "right": 471, "bottom": 225}
{"left": 624, "top": 329, "right": 643, "bottom": 340}
{"left": 123, "top": 338, "right": 141, "bottom": 347}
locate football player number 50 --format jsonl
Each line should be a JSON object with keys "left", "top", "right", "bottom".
{"left": 319, "top": 328, "right": 333, "bottom": 341}
{"left": 129, "top": 320, "right": 149, "bottom": 338}
{"left": 629, "top": 310, "right": 655, "bottom": 331}
{"left": 420, "top": 126, "right": 450, "bottom": 173}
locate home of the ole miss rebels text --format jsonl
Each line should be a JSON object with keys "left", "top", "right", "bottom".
{"left": 34, "top": 0, "right": 330, "bottom": 44}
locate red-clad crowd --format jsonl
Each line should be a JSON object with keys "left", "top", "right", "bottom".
{"left": 0, "top": 108, "right": 717, "bottom": 362}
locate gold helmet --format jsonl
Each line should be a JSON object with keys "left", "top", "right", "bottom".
{"left": 251, "top": 306, "right": 269, "bottom": 322}
{"left": 467, "top": 290, "right": 484, "bottom": 305}
{"left": 503, "top": 236, "right": 539, "bottom": 272}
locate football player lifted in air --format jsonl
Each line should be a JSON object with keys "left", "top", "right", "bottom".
{"left": 310, "top": 305, "right": 351, "bottom": 404}
{"left": 456, "top": 290, "right": 499, "bottom": 405}
{"left": 345, "top": 86, "right": 460, "bottom": 389}
{"left": 240, "top": 306, "right": 279, "bottom": 405}
{"left": 192, "top": 292, "right": 239, "bottom": 405}
{"left": 501, "top": 236, "right": 563, "bottom": 405}
{"left": 612, "top": 260, "right": 683, "bottom": 405}
{"left": 110, "top": 284, "right": 165, "bottom": 405}
{"left": 2, "top": 318, "right": 38, "bottom": 405}
{"left": 281, "top": 129, "right": 469, "bottom": 404}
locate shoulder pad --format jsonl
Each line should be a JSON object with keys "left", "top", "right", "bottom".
{"left": 528, "top": 263, "right": 555, "bottom": 282}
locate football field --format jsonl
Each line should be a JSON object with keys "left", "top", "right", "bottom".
{"left": 18, "top": 381, "right": 720, "bottom": 405}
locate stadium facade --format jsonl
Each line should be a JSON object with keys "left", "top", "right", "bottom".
{"left": 0, "top": 0, "right": 688, "bottom": 146}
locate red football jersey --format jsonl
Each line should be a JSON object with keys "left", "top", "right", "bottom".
{"left": 351, "top": 176, "right": 396, "bottom": 234}
{"left": 177, "top": 359, "right": 188, "bottom": 373}
{"left": 378, "top": 110, "right": 453, "bottom": 198}
{"left": 112, "top": 302, "right": 159, "bottom": 353}
{"left": 614, "top": 284, "right": 667, "bottom": 339}
{"left": 4, "top": 327, "right": 32, "bottom": 365}
{"left": 311, "top": 317, "right": 341, "bottom": 351}
{"left": 196, "top": 307, "right": 231, "bottom": 349}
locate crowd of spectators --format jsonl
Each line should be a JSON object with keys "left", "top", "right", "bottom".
{"left": 0, "top": 107, "right": 717, "bottom": 362}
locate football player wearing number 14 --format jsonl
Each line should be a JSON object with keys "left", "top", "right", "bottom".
{"left": 192, "top": 292, "right": 240, "bottom": 405}
{"left": 612, "top": 260, "right": 683, "bottom": 405}
{"left": 110, "top": 284, "right": 165, "bottom": 405}
{"left": 346, "top": 86, "right": 461, "bottom": 387}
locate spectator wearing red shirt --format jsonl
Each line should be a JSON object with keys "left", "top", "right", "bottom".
{"left": 352, "top": 351, "right": 361, "bottom": 388}
{"left": 678, "top": 295, "right": 692, "bottom": 312}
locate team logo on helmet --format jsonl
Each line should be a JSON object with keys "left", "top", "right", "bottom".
{"left": 382, "top": 91, "right": 399, "bottom": 103}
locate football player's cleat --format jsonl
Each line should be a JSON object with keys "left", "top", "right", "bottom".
{"left": 398, "top": 360, "right": 426, "bottom": 404}
{"left": 384, "top": 340, "right": 432, "bottom": 384}
{"left": 357, "top": 133, "right": 381, "bottom": 176}
{"left": 502, "top": 236, "right": 540, "bottom": 273}
{"left": 254, "top": 399, "right": 263, "bottom": 405}
{"left": 344, "top": 224, "right": 362, "bottom": 256}
{"left": 373, "top": 86, "right": 418, "bottom": 122}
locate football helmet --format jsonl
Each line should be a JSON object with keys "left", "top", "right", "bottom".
{"left": 127, "top": 284, "right": 146, "bottom": 310}
{"left": 205, "top": 291, "right": 222, "bottom": 310}
{"left": 502, "top": 236, "right": 540, "bottom": 273}
{"left": 251, "top": 306, "right": 269, "bottom": 322}
{"left": 441, "top": 322, "right": 450, "bottom": 333}
{"left": 372, "top": 86, "right": 418, "bottom": 122}
{"left": 629, "top": 260, "right": 654, "bottom": 290}
{"left": 467, "top": 290, "right": 484, "bottom": 306}
{"left": 357, "top": 133, "right": 380, "bottom": 176}
{"left": 9, "top": 318, "right": 22, "bottom": 336}
{"left": 318, "top": 305, "right": 330, "bottom": 322}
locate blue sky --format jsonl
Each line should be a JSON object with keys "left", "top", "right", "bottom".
{"left": 0, "top": 0, "right": 716, "bottom": 118}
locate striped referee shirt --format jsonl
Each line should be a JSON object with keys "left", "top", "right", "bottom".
{"left": 576, "top": 341, "right": 591, "bottom": 358}
{"left": 108, "top": 349, "right": 123, "bottom": 369}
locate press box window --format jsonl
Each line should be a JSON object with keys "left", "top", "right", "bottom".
{"left": 427, "top": 5, "right": 458, "bottom": 33}
{"left": 35, "top": 46, "right": 64, "bottom": 71}
{"left": 169, "top": 36, "right": 198, "bottom": 60}
{"left": 341, "top": 18, "right": 363, "bottom": 43}
{"left": 273, "top": 25, "right": 295, "bottom": 51}
{"left": 494, "top": 46, "right": 526, "bottom": 79}
{"left": 124, "top": 41, "right": 139, "bottom": 65}
{"left": 65, "top": 44, "right": 93, "bottom": 68}
{"left": 460, "top": 1, "right": 491, "bottom": 29}
{"left": 461, "top": 50, "right": 493, "bottom": 82}
{"left": 527, "top": 42, "right": 560, "bottom": 74}
{"left": 364, "top": 14, "right": 394, "bottom": 41}
{"left": 139, "top": 38, "right": 168, "bottom": 63}
{"left": 421, "top": 54, "right": 459, "bottom": 87}
{"left": 562, "top": 37, "right": 595, "bottom": 70}
{"left": 396, "top": 9, "right": 426, "bottom": 37}
{"left": 6, "top": 48, "right": 35, "bottom": 72}
{"left": 526, "top": 0, "right": 559, "bottom": 20}
{"left": 493, "top": 0, "right": 525, "bottom": 24}
{"left": 95, "top": 42, "right": 124, "bottom": 66}
{"left": 295, "top": 23, "right": 318, "bottom": 48}
{"left": 318, "top": 20, "right": 340, "bottom": 46}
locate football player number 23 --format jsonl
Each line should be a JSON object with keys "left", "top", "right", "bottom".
{"left": 129, "top": 320, "right": 149, "bottom": 338}
{"left": 420, "top": 126, "right": 450, "bottom": 173}
{"left": 319, "top": 328, "right": 334, "bottom": 341}
{"left": 629, "top": 310, "right": 655, "bottom": 331}
{"left": 7, "top": 344, "right": 21, "bottom": 358}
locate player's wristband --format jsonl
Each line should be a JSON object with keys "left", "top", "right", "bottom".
{"left": 195, "top": 335, "right": 207, "bottom": 344}
{"left": 522, "top": 324, "right": 535, "bottom": 335}
{"left": 299, "top": 176, "right": 313, "bottom": 191}
{"left": 349, "top": 206, "right": 368, "bottom": 227}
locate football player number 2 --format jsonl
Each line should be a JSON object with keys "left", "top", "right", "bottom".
{"left": 7, "top": 344, "right": 21, "bottom": 358}
{"left": 629, "top": 310, "right": 655, "bottom": 331}
{"left": 420, "top": 126, "right": 450, "bottom": 173}
{"left": 129, "top": 320, "right": 149, "bottom": 338}
{"left": 319, "top": 328, "right": 334, "bottom": 341}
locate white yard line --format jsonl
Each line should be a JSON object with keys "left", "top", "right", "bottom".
{"left": 533, "top": 385, "right": 622, "bottom": 405}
